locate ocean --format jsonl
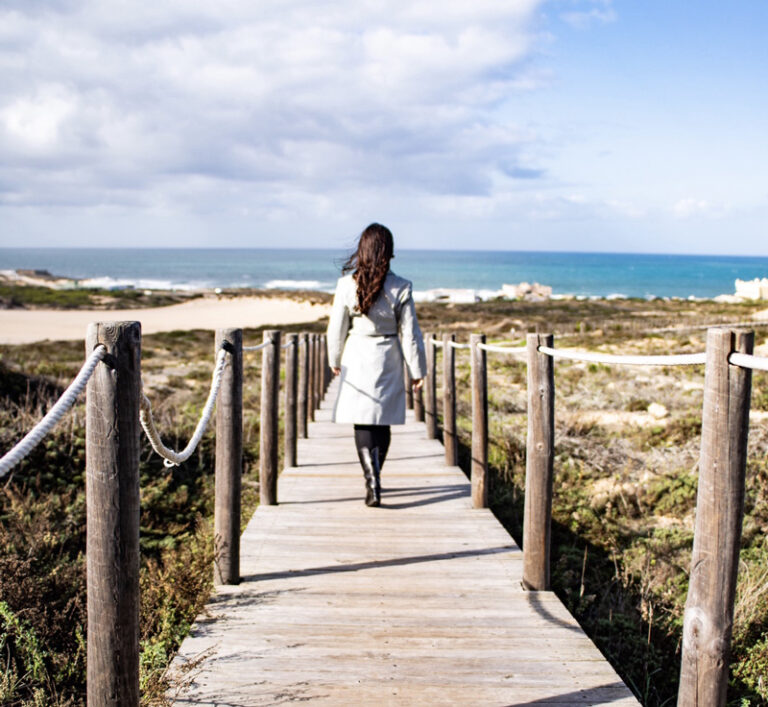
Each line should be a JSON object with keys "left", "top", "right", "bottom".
{"left": 2, "top": 248, "right": 768, "bottom": 300}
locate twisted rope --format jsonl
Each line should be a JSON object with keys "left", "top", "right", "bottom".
{"left": 0, "top": 345, "right": 108, "bottom": 479}
{"left": 281, "top": 341, "right": 294, "bottom": 349}
{"left": 447, "top": 341, "right": 471, "bottom": 350}
{"left": 537, "top": 346, "right": 707, "bottom": 366}
{"left": 730, "top": 352, "right": 768, "bottom": 372}
{"left": 140, "top": 347, "right": 229, "bottom": 467}
{"left": 429, "top": 338, "right": 444, "bottom": 348}
{"left": 243, "top": 341, "right": 270, "bottom": 352}
{"left": 477, "top": 343, "right": 527, "bottom": 356}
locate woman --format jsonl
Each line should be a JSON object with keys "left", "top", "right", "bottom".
{"left": 327, "top": 223, "right": 427, "bottom": 507}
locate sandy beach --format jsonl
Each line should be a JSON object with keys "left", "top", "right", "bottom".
{"left": 0, "top": 295, "right": 331, "bottom": 344}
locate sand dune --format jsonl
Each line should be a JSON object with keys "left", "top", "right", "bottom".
{"left": 0, "top": 296, "right": 331, "bottom": 344}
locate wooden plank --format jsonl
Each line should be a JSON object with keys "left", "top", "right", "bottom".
{"left": 171, "top": 377, "right": 638, "bottom": 706}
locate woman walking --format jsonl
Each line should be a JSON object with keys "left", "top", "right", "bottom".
{"left": 327, "top": 223, "right": 427, "bottom": 506}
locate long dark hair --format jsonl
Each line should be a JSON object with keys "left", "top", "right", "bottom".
{"left": 342, "top": 223, "right": 394, "bottom": 315}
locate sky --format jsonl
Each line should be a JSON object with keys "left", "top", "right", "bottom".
{"left": 0, "top": 0, "right": 766, "bottom": 254}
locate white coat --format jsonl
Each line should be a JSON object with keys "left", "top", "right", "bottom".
{"left": 327, "top": 271, "right": 427, "bottom": 425}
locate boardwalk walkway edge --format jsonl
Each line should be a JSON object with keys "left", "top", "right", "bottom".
{"left": 171, "top": 379, "right": 638, "bottom": 705}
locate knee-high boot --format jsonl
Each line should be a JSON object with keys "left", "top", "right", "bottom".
{"left": 359, "top": 447, "right": 381, "bottom": 507}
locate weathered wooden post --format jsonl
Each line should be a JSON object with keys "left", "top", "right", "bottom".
{"left": 214, "top": 328, "right": 242, "bottom": 585}
{"left": 470, "top": 334, "right": 488, "bottom": 508}
{"left": 413, "top": 382, "right": 425, "bottom": 422}
{"left": 678, "top": 328, "right": 753, "bottom": 707}
{"left": 443, "top": 333, "right": 457, "bottom": 466}
{"left": 307, "top": 334, "right": 316, "bottom": 422}
{"left": 315, "top": 334, "right": 323, "bottom": 406}
{"left": 284, "top": 333, "right": 298, "bottom": 468}
{"left": 86, "top": 321, "right": 141, "bottom": 706}
{"left": 319, "top": 334, "right": 328, "bottom": 399}
{"left": 260, "top": 329, "right": 281, "bottom": 505}
{"left": 298, "top": 333, "right": 309, "bottom": 438}
{"left": 523, "top": 333, "right": 555, "bottom": 590}
{"left": 425, "top": 332, "right": 438, "bottom": 439}
{"left": 404, "top": 364, "right": 414, "bottom": 409}
{"left": 321, "top": 334, "right": 330, "bottom": 393}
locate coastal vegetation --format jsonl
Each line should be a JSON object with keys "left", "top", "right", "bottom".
{"left": 1, "top": 292, "right": 767, "bottom": 704}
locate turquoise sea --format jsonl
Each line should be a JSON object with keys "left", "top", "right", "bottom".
{"left": 2, "top": 248, "right": 768, "bottom": 300}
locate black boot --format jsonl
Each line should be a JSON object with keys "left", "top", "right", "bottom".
{"left": 360, "top": 448, "right": 381, "bottom": 507}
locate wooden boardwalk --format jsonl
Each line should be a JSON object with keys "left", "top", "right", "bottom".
{"left": 172, "top": 380, "right": 639, "bottom": 706}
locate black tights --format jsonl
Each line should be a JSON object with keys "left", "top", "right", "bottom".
{"left": 354, "top": 424, "right": 391, "bottom": 467}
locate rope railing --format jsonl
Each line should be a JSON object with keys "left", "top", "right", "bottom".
{"left": 0, "top": 344, "right": 108, "bottom": 479}
{"left": 477, "top": 342, "right": 527, "bottom": 356}
{"left": 0, "top": 321, "right": 334, "bottom": 704}
{"left": 447, "top": 340, "right": 471, "bottom": 350}
{"left": 429, "top": 337, "right": 444, "bottom": 348}
{"left": 139, "top": 347, "right": 229, "bottom": 467}
{"left": 536, "top": 346, "right": 707, "bottom": 367}
{"left": 729, "top": 352, "right": 768, "bottom": 372}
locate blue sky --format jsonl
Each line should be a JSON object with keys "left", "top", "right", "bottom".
{"left": 0, "top": 0, "right": 766, "bottom": 253}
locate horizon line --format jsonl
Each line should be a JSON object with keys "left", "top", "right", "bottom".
{"left": 2, "top": 246, "right": 768, "bottom": 260}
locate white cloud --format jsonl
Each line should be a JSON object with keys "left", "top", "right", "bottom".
{"left": 559, "top": 0, "right": 616, "bottom": 29}
{"left": 0, "top": 0, "right": 549, "bottom": 218}
{"left": 672, "top": 198, "right": 730, "bottom": 219}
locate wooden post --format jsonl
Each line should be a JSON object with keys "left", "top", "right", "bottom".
{"left": 284, "top": 333, "right": 298, "bottom": 468}
{"left": 405, "top": 364, "right": 414, "bottom": 410}
{"left": 307, "top": 334, "right": 316, "bottom": 422}
{"left": 471, "top": 334, "right": 488, "bottom": 508}
{"left": 678, "top": 328, "right": 753, "bottom": 707}
{"left": 298, "top": 333, "right": 309, "bottom": 438}
{"left": 214, "top": 328, "right": 242, "bottom": 586}
{"left": 319, "top": 334, "right": 328, "bottom": 398}
{"left": 314, "top": 334, "right": 323, "bottom": 406}
{"left": 523, "top": 333, "right": 555, "bottom": 591}
{"left": 413, "top": 383, "right": 425, "bottom": 422}
{"left": 425, "top": 332, "right": 438, "bottom": 439}
{"left": 443, "top": 333, "right": 457, "bottom": 466}
{"left": 86, "top": 321, "right": 141, "bottom": 706}
{"left": 322, "top": 334, "right": 331, "bottom": 393}
{"left": 260, "top": 329, "right": 281, "bottom": 505}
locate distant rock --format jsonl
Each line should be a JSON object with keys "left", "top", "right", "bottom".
{"left": 500, "top": 282, "right": 552, "bottom": 301}
{"left": 734, "top": 277, "right": 768, "bottom": 301}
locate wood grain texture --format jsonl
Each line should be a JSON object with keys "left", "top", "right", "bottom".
{"left": 171, "top": 377, "right": 637, "bottom": 706}
{"left": 523, "top": 333, "right": 555, "bottom": 591}
{"left": 298, "top": 332, "right": 309, "bottom": 439}
{"left": 260, "top": 329, "right": 281, "bottom": 505}
{"left": 404, "top": 363, "right": 414, "bottom": 410}
{"left": 424, "top": 332, "right": 438, "bottom": 439}
{"left": 284, "top": 333, "right": 298, "bottom": 469}
{"left": 471, "top": 333, "right": 488, "bottom": 509}
{"left": 86, "top": 321, "right": 141, "bottom": 706}
{"left": 442, "top": 333, "right": 457, "bottom": 467}
{"left": 215, "top": 328, "right": 243, "bottom": 586}
{"left": 308, "top": 334, "right": 316, "bottom": 422}
{"left": 413, "top": 383, "right": 425, "bottom": 423}
{"left": 678, "top": 328, "right": 753, "bottom": 707}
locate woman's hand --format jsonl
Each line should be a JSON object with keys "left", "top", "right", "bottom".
{"left": 332, "top": 367, "right": 341, "bottom": 376}
{"left": 412, "top": 378, "right": 424, "bottom": 390}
